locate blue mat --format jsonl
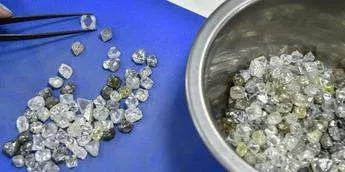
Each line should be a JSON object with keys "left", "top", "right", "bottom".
{"left": 0, "top": 0, "right": 224, "bottom": 171}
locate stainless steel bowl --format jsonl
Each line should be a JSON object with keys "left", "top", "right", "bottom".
{"left": 186, "top": 0, "right": 345, "bottom": 171}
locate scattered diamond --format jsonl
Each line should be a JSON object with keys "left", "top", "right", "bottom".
{"left": 35, "top": 149, "right": 51, "bottom": 162}
{"left": 71, "top": 41, "right": 84, "bottom": 56}
{"left": 125, "top": 107, "right": 143, "bottom": 123}
{"left": 84, "top": 141, "right": 99, "bottom": 157}
{"left": 12, "top": 155, "right": 25, "bottom": 167}
{"left": 48, "top": 76, "right": 64, "bottom": 89}
{"left": 2, "top": 140, "right": 20, "bottom": 157}
{"left": 139, "top": 66, "right": 152, "bottom": 78}
{"left": 132, "top": 49, "right": 146, "bottom": 64}
{"left": 135, "top": 88, "right": 149, "bottom": 102}
{"left": 118, "top": 120, "right": 134, "bottom": 134}
{"left": 100, "top": 27, "right": 112, "bottom": 42}
{"left": 80, "top": 14, "right": 96, "bottom": 30}
{"left": 28, "top": 96, "right": 45, "bottom": 111}
{"left": 126, "top": 76, "right": 140, "bottom": 89}
{"left": 140, "top": 77, "right": 153, "bottom": 89}
{"left": 108, "top": 46, "right": 121, "bottom": 58}
{"left": 58, "top": 64, "right": 73, "bottom": 79}
{"left": 146, "top": 55, "right": 157, "bottom": 67}
{"left": 110, "top": 109, "right": 125, "bottom": 124}
{"left": 16, "top": 116, "right": 29, "bottom": 133}
{"left": 66, "top": 155, "right": 78, "bottom": 168}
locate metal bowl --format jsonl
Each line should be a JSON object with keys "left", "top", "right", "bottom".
{"left": 186, "top": 0, "right": 345, "bottom": 171}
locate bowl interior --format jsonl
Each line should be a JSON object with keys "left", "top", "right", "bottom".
{"left": 204, "top": 0, "right": 345, "bottom": 141}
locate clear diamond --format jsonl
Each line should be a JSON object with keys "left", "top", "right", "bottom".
{"left": 110, "top": 109, "right": 125, "bottom": 124}
{"left": 303, "top": 51, "right": 315, "bottom": 62}
{"left": 135, "top": 88, "right": 149, "bottom": 102}
{"left": 230, "top": 86, "right": 246, "bottom": 99}
{"left": 41, "top": 161, "right": 59, "bottom": 172}
{"left": 77, "top": 98, "right": 92, "bottom": 114}
{"left": 249, "top": 56, "right": 267, "bottom": 78}
{"left": 269, "top": 56, "right": 283, "bottom": 68}
{"left": 125, "top": 94, "right": 139, "bottom": 109}
{"left": 132, "top": 49, "right": 146, "bottom": 64}
{"left": 58, "top": 64, "right": 73, "bottom": 79}
{"left": 100, "top": 27, "right": 112, "bottom": 42}
{"left": 126, "top": 76, "right": 140, "bottom": 89}
{"left": 66, "top": 155, "right": 78, "bottom": 168}
{"left": 93, "top": 96, "right": 106, "bottom": 108}
{"left": 50, "top": 103, "right": 69, "bottom": 116}
{"left": 71, "top": 41, "right": 84, "bottom": 56}
{"left": 36, "top": 107, "right": 51, "bottom": 122}
{"left": 146, "top": 55, "right": 157, "bottom": 67}
{"left": 110, "top": 90, "right": 121, "bottom": 102}
{"left": 28, "top": 96, "right": 45, "bottom": 111}
{"left": 60, "top": 94, "right": 74, "bottom": 105}
{"left": 107, "top": 46, "right": 121, "bottom": 59}
{"left": 12, "top": 155, "right": 25, "bottom": 167}
{"left": 83, "top": 104, "right": 94, "bottom": 122}
{"left": 30, "top": 121, "right": 44, "bottom": 134}
{"left": 108, "top": 58, "right": 120, "bottom": 72}
{"left": 35, "top": 149, "right": 51, "bottom": 162}
{"left": 103, "top": 59, "right": 112, "bottom": 70}
{"left": 105, "top": 100, "right": 119, "bottom": 110}
{"left": 291, "top": 50, "right": 303, "bottom": 62}
{"left": 52, "top": 146, "right": 68, "bottom": 163}
{"left": 41, "top": 122, "right": 58, "bottom": 138}
{"left": 125, "top": 107, "right": 143, "bottom": 123}
{"left": 140, "top": 77, "right": 153, "bottom": 89}
{"left": 56, "top": 129, "right": 68, "bottom": 144}
{"left": 48, "top": 76, "right": 63, "bottom": 89}
{"left": 92, "top": 107, "right": 110, "bottom": 121}
{"left": 61, "top": 111, "right": 76, "bottom": 122}
{"left": 80, "top": 14, "right": 96, "bottom": 30}
{"left": 84, "top": 141, "right": 99, "bottom": 157}
{"left": 125, "top": 69, "right": 138, "bottom": 79}
{"left": 73, "top": 146, "right": 88, "bottom": 160}
{"left": 139, "top": 66, "right": 152, "bottom": 78}
{"left": 77, "top": 134, "right": 91, "bottom": 147}
{"left": 44, "top": 136, "right": 59, "bottom": 149}
{"left": 16, "top": 116, "right": 29, "bottom": 133}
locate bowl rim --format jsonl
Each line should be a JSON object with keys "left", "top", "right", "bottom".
{"left": 185, "top": 0, "right": 259, "bottom": 171}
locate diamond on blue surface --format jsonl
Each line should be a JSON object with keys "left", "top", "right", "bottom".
{"left": 16, "top": 116, "right": 29, "bottom": 133}
{"left": 125, "top": 107, "right": 143, "bottom": 123}
{"left": 108, "top": 46, "right": 121, "bottom": 59}
{"left": 132, "top": 49, "right": 146, "bottom": 64}
{"left": 80, "top": 14, "right": 96, "bottom": 30}
{"left": 49, "top": 76, "right": 64, "bottom": 89}
{"left": 100, "top": 27, "right": 112, "bottom": 42}
{"left": 71, "top": 41, "right": 84, "bottom": 56}
{"left": 28, "top": 96, "right": 45, "bottom": 111}
{"left": 58, "top": 64, "right": 73, "bottom": 79}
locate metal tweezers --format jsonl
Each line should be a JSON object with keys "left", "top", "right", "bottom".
{"left": 0, "top": 13, "right": 96, "bottom": 41}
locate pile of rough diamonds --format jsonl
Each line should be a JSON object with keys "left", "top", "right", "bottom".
{"left": 220, "top": 51, "right": 345, "bottom": 172}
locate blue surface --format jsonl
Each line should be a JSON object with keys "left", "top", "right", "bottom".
{"left": 0, "top": 0, "right": 225, "bottom": 171}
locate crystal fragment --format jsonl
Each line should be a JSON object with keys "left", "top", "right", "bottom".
{"left": 101, "top": 121, "right": 115, "bottom": 141}
{"left": 132, "top": 49, "right": 146, "bottom": 64}
{"left": 32, "top": 134, "right": 44, "bottom": 151}
{"left": 80, "top": 14, "right": 96, "bottom": 30}
{"left": 38, "top": 87, "right": 52, "bottom": 99}
{"left": 84, "top": 141, "right": 99, "bottom": 157}
{"left": 2, "top": 140, "right": 20, "bottom": 157}
{"left": 30, "top": 121, "right": 44, "bottom": 134}
{"left": 93, "top": 95, "right": 106, "bottom": 108}
{"left": 146, "top": 55, "right": 157, "bottom": 67}
{"left": 110, "top": 90, "right": 122, "bottom": 102}
{"left": 139, "top": 66, "right": 152, "bottom": 78}
{"left": 60, "top": 83, "right": 76, "bottom": 95}
{"left": 28, "top": 96, "right": 45, "bottom": 111}
{"left": 41, "top": 161, "right": 59, "bottom": 172}
{"left": 103, "top": 58, "right": 120, "bottom": 72}
{"left": 230, "top": 86, "right": 246, "bottom": 99}
{"left": 66, "top": 155, "right": 78, "bottom": 168}
{"left": 45, "top": 96, "right": 59, "bottom": 109}
{"left": 42, "top": 122, "right": 58, "bottom": 138}
{"left": 35, "top": 149, "right": 51, "bottom": 162}
{"left": 135, "top": 88, "right": 149, "bottom": 102}
{"left": 307, "top": 130, "right": 322, "bottom": 143}
{"left": 140, "top": 77, "right": 153, "bottom": 89}
{"left": 44, "top": 136, "right": 59, "bottom": 149}
{"left": 100, "top": 85, "right": 113, "bottom": 100}
{"left": 232, "top": 74, "right": 245, "bottom": 86}
{"left": 119, "top": 86, "right": 132, "bottom": 99}
{"left": 52, "top": 146, "right": 68, "bottom": 164}
{"left": 77, "top": 135, "right": 91, "bottom": 147}
{"left": 12, "top": 154, "right": 25, "bottom": 168}
{"left": 125, "top": 69, "right": 138, "bottom": 79}
{"left": 71, "top": 41, "right": 84, "bottom": 56}
{"left": 100, "top": 27, "right": 112, "bottom": 42}
{"left": 77, "top": 98, "right": 92, "bottom": 114}
{"left": 125, "top": 94, "right": 139, "bottom": 109}
{"left": 267, "top": 112, "right": 282, "bottom": 125}
{"left": 92, "top": 107, "right": 110, "bottom": 121}
{"left": 19, "top": 141, "right": 32, "bottom": 155}
{"left": 236, "top": 142, "right": 248, "bottom": 157}
{"left": 56, "top": 129, "right": 68, "bottom": 144}
{"left": 36, "top": 107, "right": 51, "bottom": 122}
{"left": 249, "top": 56, "right": 267, "bottom": 78}
{"left": 16, "top": 116, "right": 29, "bottom": 133}
{"left": 107, "top": 75, "right": 122, "bottom": 89}
{"left": 105, "top": 100, "right": 120, "bottom": 110}
{"left": 49, "top": 76, "right": 63, "bottom": 89}
{"left": 251, "top": 130, "right": 266, "bottom": 146}
{"left": 126, "top": 76, "right": 140, "bottom": 89}
{"left": 110, "top": 109, "right": 125, "bottom": 124}
{"left": 245, "top": 103, "right": 262, "bottom": 121}
{"left": 17, "top": 132, "right": 30, "bottom": 144}
{"left": 118, "top": 120, "right": 133, "bottom": 134}
{"left": 108, "top": 46, "right": 121, "bottom": 58}
{"left": 125, "top": 107, "right": 143, "bottom": 123}
{"left": 58, "top": 64, "right": 73, "bottom": 79}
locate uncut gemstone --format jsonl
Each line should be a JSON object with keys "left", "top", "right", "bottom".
{"left": 105, "top": 100, "right": 120, "bottom": 110}
{"left": 60, "top": 94, "right": 74, "bottom": 105}
{"left": 107, "top": 75, "right": 122, "bottom": 89}
{"left": 93, "top": 107, "right": 110, "bottom": 121}
{"left": 41, "top": 161, "right": 60, "bottom": 172}
{"left": 108, "top": 47, "right": 121, "bottom": 58}
{"left": 77, "top": 98, "right": 93, "bottom": 115}
{"left": 100, "top": 27, "right": 112, "bottom": 42}
{"left": 135, "top": 88, "right": 149, "bottom": 102}
{"left": 58, "top": 64, "right": 73, "bottom": 79}
{"left": 125, "top": 94, "right": 139, "bottom": 109}
{"left": 236, "top": 142, "right": 248, "bottom": 157}
{"left": 277, "top": 121, "right": 290, "bottom": 134}
{"left": 35, "top": 149, "right": 51, "bottom": 162}
{"left": 125, "top": 69, "right": 138, "bottom": 79}
{"left": 56, "top": 129, "right": 68, "bottom": 144}
{"left": 125, "top": 107, "right": 143, "bottom": 123}
{"left": 32, "top": 134, "right": 44, "bottom": 151}
{"left": 146, "top": 55, "right": 157, "bottom": 67}
{"left": 66, "top": 155, "right": 78, "bottom": 168}
{"left": 245, "top": 103, "right": 262, "bottom": 121}
{"left": 109, "top": 58, "right": 121, "bottom": 72}
{"left": 140, "top": 77, "right": 153, "bottom": 89}
{"left": 36, "top": 107, "right": 51, "bottom": 122}
{"left": 307, "top": 130, "right": 322, "bottom": 143}
{"left": 52, "top": 146, "right": 68, "bottom": 164}
{"left": 232, "top": 74, "right": 245, "bottom": 86}
{"left": 269, "top": 56, "right": 283, "bottom": 68}
{"left": 110, "top": 90, "right": 122, "bottom": 102}
{"left": 44, "top": 136, "right": 59, "bottom": 149}
{"left": 119, "top": 86, "right": 132, "bottom": 99}
{"left": 80, "top": 14, "right": 96, "bottom": 30}
{"left": 276, "top": 102, "right": 293, "bottom": 114}
{"left": 118, "top": 120, "right": 133, "bottom": 134}
{"left": 2, "top": 140, "right": 20, "bottom": 157}
{"left": 100, "top": 85, "right": 113, "bottom": 100}
{"left": 294, "top": 106, "right": 307, "bottom": 119}
{"left": 28, "top": 96, "right": 45, "bottom": 111}
{"left": 42, "top": 123, "right": 58, "bottom": 138}
{"left": 77, "top": 134, "right": 91, "bottom": 147}
{"left": 38, "top": 87, "right": 52, "bottom": 99}
{"left": 235, "top": 99, "right": 250, "bottom": 111}
{"left": 84, "top": 141, "right": 100, "bottom": 157}
{"left": 49, "top": 76, "right": 64, "bottom": 89}
{"left": 69, "top": 145, "right": 87, "bottom": 160}
{"left": 139, "top": 66, "right": 152, "bottom": 78}
{"left": 303, "top": 51, "right": 315, "bottom": 62}
{"left": 16, "top": 116, "right": 29, "bottom": 133}
{"left": 30, "top": 121, "right": 44, "bottom": 134}
{"left": 110, "top": 109, "right": 125, "bottom": 124}
{"left": 132, "top": 49, "right": 146, "bottom": 64}
{"left": 91, "top": 125, "right": 103, "bottom": 141}
{"left": 17, "top": 132, "right": 30, "bottom": 144}
{"left": 24, "top": 109, "right": 38, "bottom": 123}
{"left": 103, "top": 59, "right": 112, "bottom": 70}
{"left": 249, "top": 56, "right": 267, "bottom": 78}
{"left": 19, "top": 141, "right": 32, "bottom": 155}
{"left": 267, "top": 112, "right": 282, "bottom": 125}
{"left": 230, "top": 86, "right": 246, "bottom": 99}
{"left": 71, "top": 41, "right": 84, "bottom": 56}
{"left": 126, "top": 76, "right": 140, "bottom": 89}
{"left": 12, "top": 154, "right": 25, "bottom": 168}
{"left": 251, "top": 130, "right": 266, "bottom": 146}
{"left": 240, "top": 70, "right": 251, "bottom": 82}
{"left": 60, "top": 83, "right": 76, "bottom": 95}
{"left": 24, "top": 153, "right": 36, "bottom": 168}
{"left": 45, "top": 96, "right": 59, "bottom": 109}
{"left": 94, "top": 95, "right": 106, "bottom": 108}
{"left": 102, "top": 121, "right": 115, "bottom": 141}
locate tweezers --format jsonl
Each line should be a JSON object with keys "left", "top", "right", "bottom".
{"left": 0, "top": 13, "right": 96, "bottom": 41}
